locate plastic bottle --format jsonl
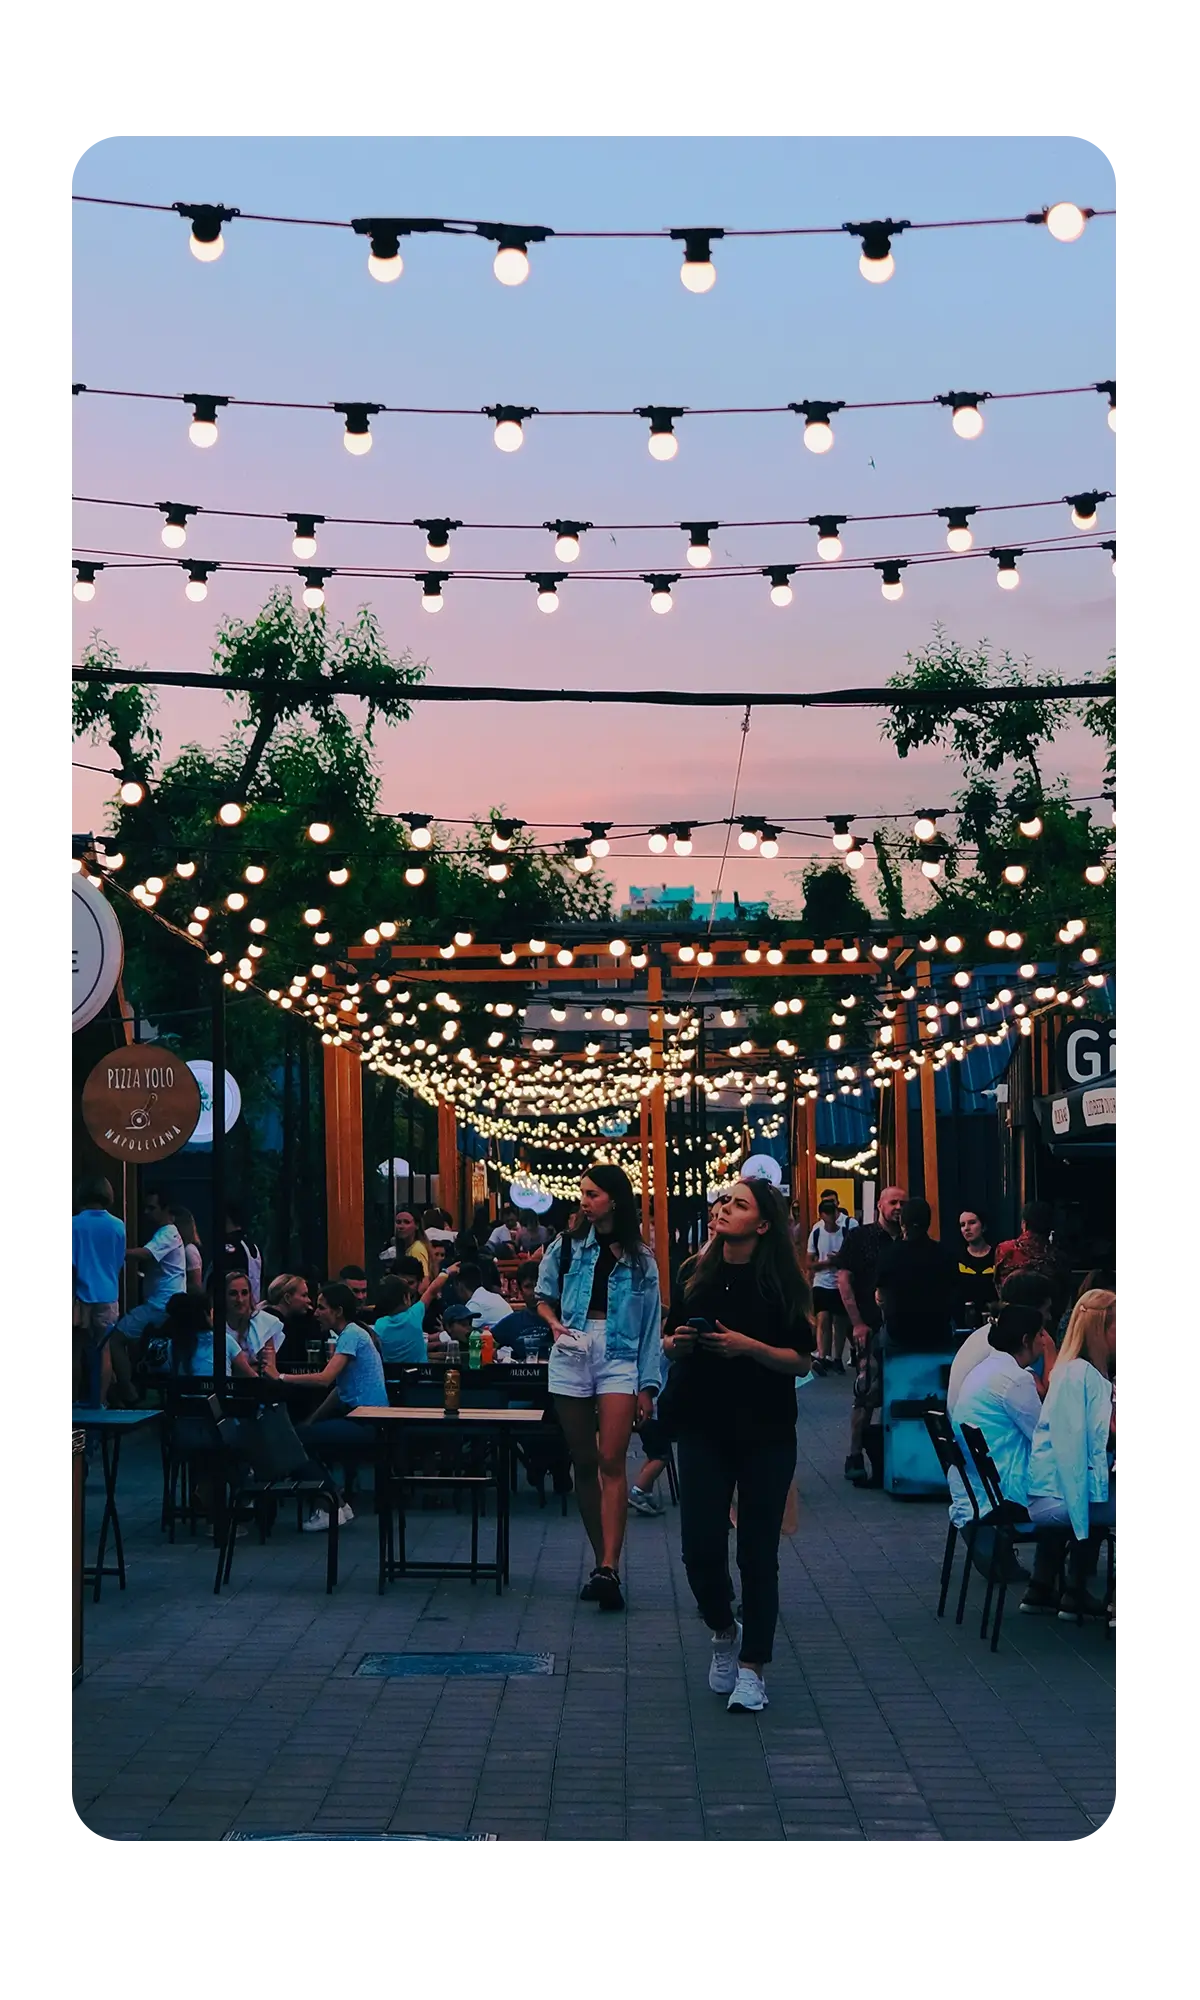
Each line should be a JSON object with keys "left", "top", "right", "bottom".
{"left": 481, "top": 1327, "right": 495, "bottom": 1366}
{"left": 468, "top": 1326, "right": 483, "bottom": 1370}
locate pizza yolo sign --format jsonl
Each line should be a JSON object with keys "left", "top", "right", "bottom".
{"left": 81, "top": 1046, "right": 202, "bottom": 1161}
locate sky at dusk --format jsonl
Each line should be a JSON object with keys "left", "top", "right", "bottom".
{"left": 72, "top": 136, "right": 1115, "bottom": 912}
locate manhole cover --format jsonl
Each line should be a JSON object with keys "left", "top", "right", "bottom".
{"left": 223, "top": 1832, "right": 494, "bottom": 1848}
{"left": 355, "top": 1651, "right": 554, "bottom": 1678}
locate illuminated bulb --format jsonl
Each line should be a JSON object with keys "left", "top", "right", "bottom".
{"left": 743, "top": 947, "right": 761, "bottom": 963}
{"left": 995, "top": 555, "right": 1020, "bottom": 590}
{"left": 303, "top": 907, "right": 323, "bottom": 925}
{"left": 951, "top": 402, "right": 985, "bottom": 440}
{"left": 189, "top": 418, "right": 218, "bottom": 447}
{"left": 536, "top": 584, "right": 559, "bottom": 614}
{"left": 409, "top": 822, "right": 433, "bottom": 849}
{"left": 680, "top": 249, "right": 716, "bottom": 293}
{"left": 493, "top": 244, "right": 530, "bottom": 286}
{"left": 788, "top": 997, "right": 803, "bottom": 1014}
{"left": 243, "top": 863, "right": 265, "bottom": 885}
{"left": 119, "top": 778, "right": 146, "bottom": 806}
{"left": 649, "top": 582, "right": 674, "bottom": 613}
{"left": 945, "top": 935, "right": 963, "bottom": 953}
{"left": 759, "top": 832, "right": 780, "bottom": 859}
{"left": 738, "top": 825, "right": 759, "bottom": 851}
{"left": 1081, "top": 946, "right": 1099, "bottom": 965}
{"left": 766, "top": 948, "right": 784, "bottom": 965}
{"left": 307, "top": 821, "right": 331, "bottom": 843}
{"left": 913, "top": 815, "right": 937, "bottom": 841}
{"left": 218, "top": 801, "right": 243, "bottom": 826}
{"left": 184, "top": 572, "right": 209, "bottom": 603}
{"left": 343, "top": 423, "right": 373, "bottom": 456}
{"left": 144, "top": 875, "right": 164, "bottom": 895}
{"left": 1019, "top": 816, "right": 1043, "bottom": 838}
{"left": 803, "top": 418, "right": 833, "bottom": 454}
{"left": 769, "top": 578, "right": 793, "bottom": 607}
{"left": 1085, "top": 863, "right": 1107, "bottom": 885}
{"left": 608, "top": 939, "right": 627, "bottom": 957}
{"left": 673, "top": 829, "right": 693, "bottom": 856}
{"left": 878, "top": 562, "right": 905, "bottom": 601}
{"left": 176, "top": 859, "right": 196, "bottom": 878}
{"left": 1045, "top": 201, "right": 1087, "bottom": 242}
{"left": 556, "top": 949, "right": 574, "bottom": 966}
{"left": 328, "top": 865, "right": 349, "bottom": 885}
{"left": 921, "top": 856, "right": 943, "bottom": 879}
{"left": 818, "top": 531, "right": 843, "bottom": 562}
{"left": 249, "top": 916, "right": 266, "bottom": 934}
{"left": 494, "top": 418, "right": 524, "bottom": 452}
{"left": 648, "top": 425, "right": 679, "bottom": 461}
{"left": 555, "top": 531, "right": 581, "bottom": 563}
{"left": 160, "top": 510, "right": 190, "bottom": 549}
{"left": 845, "top": 848, "right": 865, "bottom": 871}
{"left": 987, "top": 928, "right": 1005, "bottom": 946}
{"left": 302, "top": 578, "right": 325, "bottom": 610}
{"left": 1005, "top": 931, "right": 1023, "bottom": 949}
{"left": 73, "top": 570, "right": 97, "bottom": 602}
{"left": 457, "top": 931, "right": 476, "bottom": 946}
{"left": 1071, "top": 497, "right": 1099, "bottom": 530}
{"left": 486, "top": 861, "right": 509, "bottom": 881}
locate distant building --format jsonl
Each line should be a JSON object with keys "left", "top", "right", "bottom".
{"left": 623, "top": 884, "right": 770, "bottom": 923}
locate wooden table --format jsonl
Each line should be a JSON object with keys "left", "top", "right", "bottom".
{"left": 349, "top": 1407, "right": 545, "bottom": 1595}
{"left": 71, "top": 1407, "right": 162, "bottom": 1600}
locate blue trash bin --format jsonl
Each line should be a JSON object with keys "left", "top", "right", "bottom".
{"left": 881, "top": 1337, "right": 971, "bottom": 1495}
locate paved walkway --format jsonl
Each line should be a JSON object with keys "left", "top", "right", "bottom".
{"left": 73, "top": 1377, "right": 1114, "bottom": 1840}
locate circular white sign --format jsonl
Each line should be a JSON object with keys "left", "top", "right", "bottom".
{"left": 72, "top": 876, "right": 124, "bottom": 1032}
{"left": 510, "top": 1180, "right": 554, "bottom": 1214}
{"left": 185, "top": 1060, "right": 242, "bottom": 1145}
{"left": 376, "top": 1156, "right": 412, "bottom": 1179}
{"left": 740, "top": 1153, "right": 783, "bottom": 1186}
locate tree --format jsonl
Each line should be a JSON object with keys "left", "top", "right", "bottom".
{"left": 72, "top": 635, "right": 161, "bottom": 782}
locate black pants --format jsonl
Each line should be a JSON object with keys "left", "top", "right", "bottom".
{"left": 676, "top": 1430, "right": 796, "bottom": 1665}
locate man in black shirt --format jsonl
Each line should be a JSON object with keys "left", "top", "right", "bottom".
{"left": 875, "top": 1199, "right": 960, "bottom": 1348}
{"left": 836, "top": 1184, "right": 905, "bottom": 1486}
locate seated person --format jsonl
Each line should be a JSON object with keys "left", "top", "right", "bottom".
{"left": 875, "top": 1197, "right": 959, "bottom": 1348}
{"left": 438, "top": 1301, "right": 482, "bottom": 1346}
{"left": 459, "top": 1259, "right": 512, "bottom": 1328}
{"left": 264, "top": 1272, "right": 320, "bottom": 1372}
{"left": 224, "top": 1269, "right": 285, "bottom": 1368}
{"left": 485, "top": 1206, "right": 521, "bottom": 1255}
{"left": 337, "top": 1264, "right": 376, "bottom": 1325}
{"left": 110, "top": 1188, "right": 187, "bottom": 1401}
{"left": 491, "top": 1263, "right": 548, "bottom": 1357}
{"left": 274, "top": 1282, "right": 387, "bottom": 1529}
{"left": 373, "top": 1264, "right": 430, "bottom": 1362}
{"left": 948, "top": 1271, "right": 1057, "bottom": 1414}
{"left": 1024, "top": 1288, "right": 1115, "bottom": 1618}
{"left": 949, "top": 1303, "right": 1066, "bottom": 1601}
{"left": 165, "top": 1289, "right": 254, "bottom": 1380}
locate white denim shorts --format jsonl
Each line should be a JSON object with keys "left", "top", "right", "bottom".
{"left": 547, "top": 1316, "right": 638, "bottom": 1398}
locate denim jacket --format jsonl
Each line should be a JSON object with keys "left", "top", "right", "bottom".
{"left": 535, "top": 1228, "right": 663, "bottom": 1391}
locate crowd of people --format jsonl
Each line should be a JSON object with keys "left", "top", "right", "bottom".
{"left": 72, "top": 1164, "right": 1115, "bottom": 1706}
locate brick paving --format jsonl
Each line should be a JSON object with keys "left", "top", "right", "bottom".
{"left": 73, "top": 1376, "right": 1114, "bottom": 1840}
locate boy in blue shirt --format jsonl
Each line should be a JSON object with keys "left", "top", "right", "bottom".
{"left": 72, "top": 1176, "right": 127, "bottom": 1405}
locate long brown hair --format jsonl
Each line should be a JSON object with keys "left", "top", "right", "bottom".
{"left": 571, "top": 1162, "right": 653, "bottom": 1273}
{"left": 684, "top": 1178, "right": 812, "bottom": 1334}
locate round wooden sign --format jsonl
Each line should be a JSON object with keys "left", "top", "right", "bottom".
{"left": 81, "top": 1045, "right": 203, "bottom": 1161}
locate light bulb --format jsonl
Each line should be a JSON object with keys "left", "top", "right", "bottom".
{"left": 648, "top": 429, "right": 678, "bottom": 461}
{"left": 176, "top": 859, "right": 196, "bottom": 878}
{"left": 913, "top": 816, "right": 936, "bottom": 841}
{"left": 859, "top": 250, "right": 894, "bottom": 284}
{"left": 118, "top": 778, "right": 144, "bottom": 806}
{"left": 1005, "top": 931, "right": 1023, "bottom": 949}
{"left": 190, "top": 231, "right": 224, "bottom": 263}
{"left": 73, "top": 575, "right": 96, "bottom": 602}
{"left": 997, "top": 565, "right": 1020, "bottom": 590}
{"left": 243, "top": 863, "right": 265, "bottom": 884}
{"left": 184, "top": 577, "right": 207, "bottom": 603}
{"left": 554, "top": 532, "right": 580, "bottom": 562}
{"left": 587, "top": 830, "right": 610, "bottom": 857}
{"left": 494, "top": 418, "right": 524, "bottom": 452}
{"left": 1019, "top": 816, "right": 1043, "bottom": 838}
{"left": 493, "top": 245, "right": 529, "bottom": 286}
{"left": 817, "top": 532, "right": 842, "bottom": 561}
{"left": 759, "top": 834, "right": 780, "bottom": 859}
{"left": 302, "top": 582, "right": 325, "bottom": 610}
{"left": 344, "top": 428, "right": 372, "bottom": 455}
{"left": 161, "top": 521, "right": 187, "bottom": 549}
{"left": 921, "top": 857, "right": 943, "bottom": 879}
{"left": 422, "top": 589, "right": 443, "bottom": 614}
{"left": 307, "top": 821, "right": 331, "bottom": 843}
{"left": 845, "top": 848, "right": 865, "bottom": 871}
{"left": 1071, "top": 500, "right": 1098, "bottom": 530}
{"left": 536, "top": 588, "right": 558, "bottom": 614}
{"left": 189, "top": 418, "right": 218, "bottom": 448}
{"left": 944, "top": 509, "right": 975, "bottom": 552}
{"left": 1045, "top": 201, "right": 1087, "bottom": 243}
{"left": 686, "top": 541, "right": 712, "bottom": 568}
{"left": 951, "top": 403, "right": 984, "bottom": 440}
{"left": 881, "top": 577, "right": 904, "bottom": 601}
{"left": 803, "top": 419, "right": 833, "bottom": 454}
{"left": 404, "top": 865, "right": 426, "bottom": 886}
{"left": 738, "top": 828, "right": 759, "bottom": 851}
{"left": 410, "top": 823, "right": 432, "bottom": 849}
{"left": 680, "top": 257, "right": 716, "bottom": 293}
{"left": 1085, "top": 863, "right": 1107, "bottom": 885}
{"left": 648, "top": 830, "right": 669, "bottom": 854}
{"left": 217, "top": 801, "right": 243, "bottom": 826}
{"left": 571, "top": 852, "right": 593, "bottom": 873}
{"left": 650, "top": 586, "right": 673, "bottom": 613}
{"left": 1107, "top": 403, "right": 1116, "bottom": 433}
{"left": 487, "top": 861, "right": 509, "bottom": 881}
{"left": 368, "top": 248, "right": 403, "bottom": 282}
{"left": 292, "top": 531, "right": 317, "bottom": 560}
{"left": 1003, "top": 863, "right": 1027, "bottom": 884}
{"left": 426, "top": 538, "right": 450, "bottom": 564}
{"left": 673, "top": 832, "right": 693, "bottom": 856}
{"left": 328, "top": 865, "right": 349, "bottom": 886}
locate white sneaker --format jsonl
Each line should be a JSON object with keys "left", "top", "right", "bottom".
{"left": 727, "top": 1666, "right": 768, "bottom": 1712}
{"left": 628, "top": 1486, "right": 663, "bottom": 1518}
{"left": 708, "top": 1621, "right": 743, "bottom": 1694}
{"left": 337, "top": 1503, "right": 354, "bottom": 1526}
{"left": 301, "top": 1508, "right": 331, "bottom": 1532}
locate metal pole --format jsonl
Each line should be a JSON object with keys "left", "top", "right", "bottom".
{"left": 210, "top": 967, "right": 227, "bottom": 1382}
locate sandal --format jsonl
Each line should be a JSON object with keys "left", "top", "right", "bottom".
{"left": 579, "top": 1567, "right": 605, "bottom": 1602}
{"left": 594, "top": 1565, "right": 625, "bottom": 1613}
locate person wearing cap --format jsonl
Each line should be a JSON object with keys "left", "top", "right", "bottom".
{"left": 806, "top": 1192, "right": 856, "bottom": 1376}
{"left": 441, "top": 1301, "right": 482, "bottom": 1342}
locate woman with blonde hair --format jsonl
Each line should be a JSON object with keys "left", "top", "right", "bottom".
{"left": 1023, "top": 1289, "right": 1115, "bottom": 1621}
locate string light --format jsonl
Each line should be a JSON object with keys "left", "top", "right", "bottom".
{"left": 243, "top": 862, "right": 266, "bottom": 885}
{"left": 73, "top": 561, "right": 101, "bottom": 602}
{"left": 118, "top": 774, "right": 146, "bottom": 806}
{"left": 306, "top": 820, "right": 332, "bottom": 844}
{"left": 683, "top": 522, "right": 716, "bottom": 568}
{"left": 186, "top": 394, "right": 227, "bottom": 447}
{"left": 419, "top": 573, "right": 446, "bottom": 613}
{"left": 334, "top": 402, "right": 382, "bottom": 455}
{"left": 486, "top": 404, "right": 535, "bottom": 451}
{"left": 672, "top": 227, "right": 722, "bottom": 292}
{"left": 1102, "top": 539, "right": 1116, "bottom": 575}
{"left": 938, "top": 391, "right": 989, "bottom": 440}
{"left": 416, "top": 518, "right": 461, "bottom": 564}
{"left": 1084, "top": 863, "right": 1108, "bottom": 884}
{"left": 351, "top": 218, "right": 408, "bottom": 282}
{"left": 477, "top": 224, "right": 551, "bottom": 285}
{"left": 217, "top": 801, "right": 244, "bottom": 826}
{"left": 547, "top": 519, "right": 590, "bottom": 563}
{"left": 486, "top": 860, "right": 509, "bottom": 882}
{"left": 183, "top": 561, "right": 216, "bottom": 602}
{"left": 758, "top": 826, "right": 781, "bottom": 859}
{"left": 764, "top": 566, "right": 794, "bottom": 607}
{"left": 876, "top": 559, "right": 907, "bottom": 601}
{"left": 790, "top": 399, "right": 844, "bottom": 453}
{"left": 1066, "top": 490, "right": 1106, "bottom": 530}
{"left": 407, "top": 816, "right": 433, "bottom": 849}
{"left": 992, "top": 548, "right": 1022, "bottom": 589}
{"left": 1004, "top": 861, "right": 1028, "bottom": 884}
{"left": 566, "top": 840, "right": 593, "bottom": 873}
{"left": 938, "top": 506, "right": 976, "bottom": 552}
{"left": 738, "top": 820, "right": 761, "bottom": 851}
{"left": 648, "top": 827, "right": 670, "bottom": 854}
{"left": 645, "top": 574, "right": 678, "bottom": 614}
{"left": 327, "top": 861, "right": 350, "bottom": 885}
{"left": 638, "top": 407, "right": 685, "bottom": 460}
{"left": 157, "top": 502, "right": 197, "bottom": 549}
{"left": 527, "top": 571, "right": 564, "bottom": 613}
{"left": 404, "top": 865, "right": 426, "bottom": 886}
{"left": 298, "top": 567, "right": 331, "bottom": 610}
{"left": 175, "top": 202, "right": 238, "bottom": 262}
{"left": 672, "top": 824, "right": 694, "bottom": 856}
{"left": 844, "top": 217, "right": 908, "bottom": 283}
{"left": 1096, "top": 380, "right": 1116, "bottom": 432}
{"left": 811, "top": 515, "right": 846, "bottom": 561}
{"left": 1040, "top": 201, "right": 1090, "bottom": 243}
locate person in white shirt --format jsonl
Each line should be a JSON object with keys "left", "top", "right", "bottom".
{"left": 1023, "top": 1289, "right": 1115, "bottom": 1620}
{"left": 806, "top": 1193, "right": 856, "bottom": 1375}
{"left": 485, "top": 1207, "right": 521, "bottom": 1255}
{"left": 110, "top": 1189, "right": 187, "bottom": 1402}
{"left": 460, "top": 1260, "right": 513, "bottom": 1329}
{"left": 949, "top": 1303, "right": 1067, "bottom": 1603}
{"left": 947, "top": 1270, "right": 1057, "bottom": 1415}
{"left": 224, "top": 1269, "right": 285, "bottom": 1368}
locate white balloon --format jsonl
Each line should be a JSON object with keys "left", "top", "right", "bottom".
{"left": 740, "top": 1153, "right": 783, "bottom": 1186}
{"left": 509, "top": 1180, "right": 553, "bottom": 1215}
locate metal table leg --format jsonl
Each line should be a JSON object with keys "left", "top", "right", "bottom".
{"left": 87, "top": 1431, "right": 126, "bottom": 1601}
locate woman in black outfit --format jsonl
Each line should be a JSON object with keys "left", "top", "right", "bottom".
{"left": 663, "top": 1176, "right": 813, "bottom": 1713}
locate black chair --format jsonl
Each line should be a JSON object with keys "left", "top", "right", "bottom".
{"left": 959, "top": 1422, "right": 1043, "bottom": 1652}
{"left": 214, "top": 1403, "right": 343, "bottom": 1595}
{"left": 922, "top": 1410, "right": 982, "bottom": 1625}
{"left": 162, "top": 1390, "right": 230, "bottom": 1541}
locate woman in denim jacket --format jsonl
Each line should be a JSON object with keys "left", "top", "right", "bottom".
{"left": 536, "top": 1163, "right": 663, "bottom": 1611}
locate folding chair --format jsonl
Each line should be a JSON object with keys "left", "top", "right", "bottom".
{"left": 922, "top": 1409, "right": 981, "bottom": 1625}
{"left": 960, "top": 1422, "right": 1044, "bottom": 1653}
{"left": 214, "top": 1403, "right": 343, "bottom": 1595}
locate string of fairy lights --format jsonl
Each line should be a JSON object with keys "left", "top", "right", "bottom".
{"left": 74, "top": 193, "right": 1111, "bottom": 285}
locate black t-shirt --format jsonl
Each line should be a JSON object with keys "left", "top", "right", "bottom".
{"left": 663, "top": 1257, "right": 812, "bottom": 1443}
{"left": 588, "top": 1240, "right": 617, "bottom": 1316}
{"left": 955, "top": 1245, "right": 997, "bottom": 1318}
{"left": 875, "top": 1235, "right": 960, "bottom": 1347}
{"left": 835, "top": 1222, "right": 897, "bottom": 1332}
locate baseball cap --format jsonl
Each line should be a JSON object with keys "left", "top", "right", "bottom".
{"left": 443, "top": 1303, "right": 481, "bottom": 1328}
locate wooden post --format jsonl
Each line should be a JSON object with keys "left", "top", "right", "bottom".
{"left": 323, "top": 1042, "right": 365, "bottom": 1274}
{"left": 639, "top": 1093, "right": 651, "bottom": 1242}
{"left": 916, "top": 958, "right": 941, "bottom": 1236}
{"left": 646, "top": 963, "right": 670, "bottom": 1294}
{"left": 893, "top": 999, "right": 910, "bottom": 1194}
{"left": 792, "top": 1090, "right": 814, "bottom": 1251}
{"left": 436, "top": 1097, "right": 459, "bottom": 1228}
